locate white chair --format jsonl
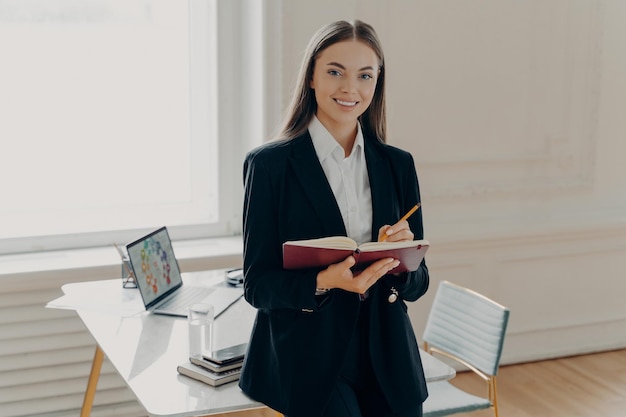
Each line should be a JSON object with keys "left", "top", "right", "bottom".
{"left": 422, "top": 281, "right": 510, "bottom": 417}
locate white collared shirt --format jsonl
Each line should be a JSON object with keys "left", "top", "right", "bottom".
{"left": 309, "top": 116, "right": 373, "bottom": 244}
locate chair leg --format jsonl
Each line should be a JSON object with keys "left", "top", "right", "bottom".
{"left": 491, "top": 376, "right": 499, "bottom": 417}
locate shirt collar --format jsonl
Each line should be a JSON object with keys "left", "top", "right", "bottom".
{"left": 309, "top": 116, "right": 365, "bottom": 162}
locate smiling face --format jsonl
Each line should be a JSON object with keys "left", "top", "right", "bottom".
{"left": 310, "top": 40, "right": 380, "bottom": 142}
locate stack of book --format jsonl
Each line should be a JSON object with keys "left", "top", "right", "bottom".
{"left": 177, "top": 343, "right": 246, "bottom": 387}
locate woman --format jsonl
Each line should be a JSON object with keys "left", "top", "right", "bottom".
{"left": 239, "top": 20, "right": 429, "bottom": 417}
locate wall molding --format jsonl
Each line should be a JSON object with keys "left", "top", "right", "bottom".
{"left": 389, "top": 1, "right": 603, "bottom": 199}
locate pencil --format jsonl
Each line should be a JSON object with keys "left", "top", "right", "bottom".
{"left": 380, "top": 203, "right": 421, "bottom": 242}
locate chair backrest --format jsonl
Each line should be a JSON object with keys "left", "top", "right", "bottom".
{"left": 423, "top": 281, "right": 510, "bottom": 376}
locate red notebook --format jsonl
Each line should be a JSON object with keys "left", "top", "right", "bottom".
{"left": 282, "top": 236, "right": 429, "bottom": 273}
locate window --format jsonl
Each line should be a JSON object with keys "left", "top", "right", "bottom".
{"left": 0, "top": 0, "right": 260, "bottom": 254}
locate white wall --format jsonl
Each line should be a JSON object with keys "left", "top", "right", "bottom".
{"left": 2, "top": 2, "right": 625, "bottom": 416}
{"left": 277, "top": 0, "right": 626, "bottom": 363}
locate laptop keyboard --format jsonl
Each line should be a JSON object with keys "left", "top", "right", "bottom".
{"left": 157, "top": 286, "right": 215, "bottom": 313}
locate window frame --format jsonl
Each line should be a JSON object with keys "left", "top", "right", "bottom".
{"left": 0, "top": 0, "right": 277, "bottom": 255}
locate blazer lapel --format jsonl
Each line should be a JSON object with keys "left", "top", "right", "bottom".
{"left": 288, "top": 133, "right": 347, "bottom": 236}
{"left": 365, "top": 139, "right": 395, "bottom": 241}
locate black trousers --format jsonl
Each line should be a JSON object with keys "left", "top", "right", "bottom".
{"left": 320, "top": 298, "right": 423, "bottom": 417}
{"left": 319, "top": 376, "right": 423, "bottom": 417}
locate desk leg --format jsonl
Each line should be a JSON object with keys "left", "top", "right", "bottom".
{"left": 81, "top": 345, "right": 104, "bottom": 417}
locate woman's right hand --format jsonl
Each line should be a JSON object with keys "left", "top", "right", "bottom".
{"left": 316, "top": 256, "right": 400, "bottom": 295}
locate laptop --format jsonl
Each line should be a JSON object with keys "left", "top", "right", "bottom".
{"left": 126, "top": 226, "right": 243, "bottom": 318}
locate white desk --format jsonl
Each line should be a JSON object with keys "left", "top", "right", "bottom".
{"left": 47, "top": 270, "right": 455, "bottom": 417}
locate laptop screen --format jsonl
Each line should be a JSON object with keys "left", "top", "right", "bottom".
{"left": 127, "top": 226, "right": 183, "bottom": 308}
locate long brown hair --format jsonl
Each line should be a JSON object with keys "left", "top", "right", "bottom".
{"left": 276, "top": 20, "right": 387, "bottom": 143}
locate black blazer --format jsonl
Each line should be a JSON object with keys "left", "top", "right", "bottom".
{"left": 239, "top": 132, "right": 429, "bottom": 417}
